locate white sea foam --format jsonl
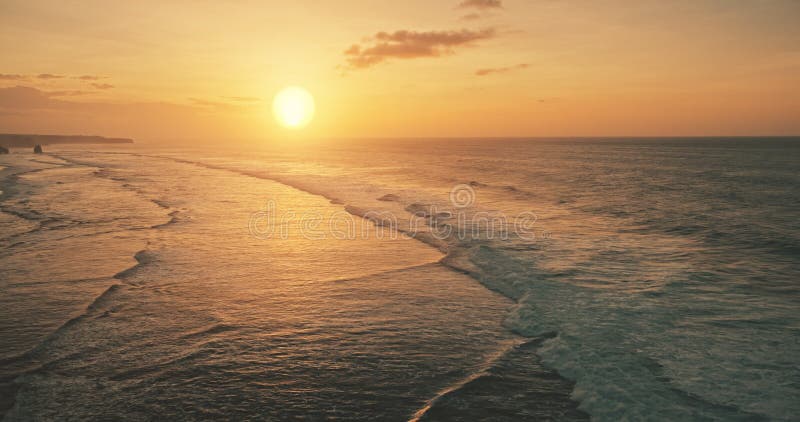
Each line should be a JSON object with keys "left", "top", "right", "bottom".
{"left": 3, "top": 139, "right": 799, "bottom": 420}
{"left": 181, "top": 138, "right": 800, "bottom": 420}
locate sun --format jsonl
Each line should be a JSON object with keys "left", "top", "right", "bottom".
{"left": 272, "top": 86, "right": 315, "bottom": 129}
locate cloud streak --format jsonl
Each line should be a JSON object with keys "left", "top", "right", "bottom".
{"left": 1, "top": 74, "right": 110, "bottom": 83}
{"left": 344, "top": 28, "right": 496, "bottom": 69}
{"left": 2, "top": 73, "right": 108, "bottom": 81}
{"left": 457, "top": 0, "right": 503, "bottom": 10}
{"left": 460, "top": 13, "right": 483, "bottom": 21}
{"left": 48, "top": 90, "right": 90, "bottom": 97}
{"left": 75, "top": 75, "right": 106, "bottom": 81}
{"left": 0, "top": 74, "right": 27, "bottom": 81}
{"left": 92, "top": 83, "right": 114, "bottom": 90}
{"left": 475, "top": 63, "right": 529, "bottom": 76}
{"left": 456, "top": 0, "right": 503, "bottom": 20}
{"left": 222, "top": 96, "right": 261, "bottom": 102}
{"left": 188, "top": 96, "right": 261, "bottom": 110}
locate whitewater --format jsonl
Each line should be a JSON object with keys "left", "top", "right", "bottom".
{"left": 2, "top": 137, "right": 799, "bottom": 420}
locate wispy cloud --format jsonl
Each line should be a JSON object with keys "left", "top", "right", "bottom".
{"left": 189, "top": 98, "right": 225, "bottom": 107}
{"left": 456, "top": 0, "right": 503, "bottom": 20}
{"left": 75, "top": 75, "right": 107, "bottom": 81}
{"left": 2, "top": 74, "right": 110, "bottom": 83}
{"left": 222, "top": 96, "right": 261, "bottom": 102}
{"left": 0, "top": 74, "right": 27, "bottom": 81}
{"left": 457, "top": 0, "right": 503, "bottom": 10}
{"left": 460, "top": 12, "right": 483, "bottom": 21}
{"left": 475, "top": 63, "right": 529, "bottom": 76}
{"left": 188, "top": 97, "right": 258, "bottom": 110}
{"left": 91, "top": 83, "right": 114, "bottom": 90}
{"left": 48, "top": 90, "right": 90, "bottom": 97}
{"left": 344, "top": 28, "right": 496, "bottom": 69}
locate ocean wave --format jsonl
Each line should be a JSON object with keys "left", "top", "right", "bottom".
{"left": 57, "top": 149, "right": 799, "bottom": 420}
{"left": 150, "top": 210, "right": 181, "bottom": 230}
{"left": 412, "top": 334, "right": 587, "bottom": 422}
{"left": 113, "top": 249, "right": 155, "bottom": 280}
{"left": 0, "top": 243, "right": 157, "bottom": 418}
{"left": 112, "top": 153, "right": 589, "bottom": 418}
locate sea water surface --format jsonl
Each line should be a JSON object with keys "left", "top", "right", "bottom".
{"left": 1, "top": 138, "right": 799, "bottom": 420}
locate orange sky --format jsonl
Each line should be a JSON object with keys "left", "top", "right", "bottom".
{"left": 1, "top": 0, "right": 799, "bottom": 143}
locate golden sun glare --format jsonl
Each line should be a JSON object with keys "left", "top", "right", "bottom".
{"left": 272, "top": 86, "right": 315, "bottom": 129}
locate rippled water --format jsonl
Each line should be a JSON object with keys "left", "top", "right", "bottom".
{"left": 1, "top": 138, "right": 799, "bottom": 420}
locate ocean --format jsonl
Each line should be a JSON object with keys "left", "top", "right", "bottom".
{"left": 1, "top": 137, "right": 798, "bottom": 420}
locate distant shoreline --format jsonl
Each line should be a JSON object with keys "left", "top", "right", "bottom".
{"left": 0, "top": 133, "right": 133, "bottom": 148}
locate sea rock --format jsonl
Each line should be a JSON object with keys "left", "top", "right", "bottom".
{"left": 0, "top": 145, "right": 8, "bottom": 154}
{"left": 33, "top": 144, "right": 43, "bottom": 154}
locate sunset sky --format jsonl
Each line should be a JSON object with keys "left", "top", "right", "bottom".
{"left": 1, "top": 0, "right": 799, "bottom": 143}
